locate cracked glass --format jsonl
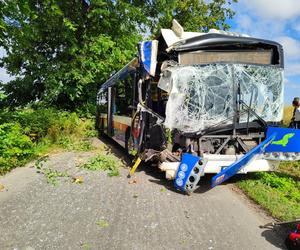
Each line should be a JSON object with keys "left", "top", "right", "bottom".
{"left": 158, "top": 64, "right": 284, "bottom": 132}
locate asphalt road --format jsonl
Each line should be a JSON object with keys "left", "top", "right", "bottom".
{"left": 0, "top": 138, "right": 286, "bottom": 250}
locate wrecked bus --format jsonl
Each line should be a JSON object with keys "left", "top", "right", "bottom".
{"left": 96, "top": 20, "right": 300, "bottom": 193}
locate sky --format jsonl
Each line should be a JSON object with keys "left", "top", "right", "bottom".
{"left": 0, "top": 47, "right": 11, "bottom": 83}
{"left": 1, "top": 0, "right": 300, "bottom": 103}
{"left": 228, "top": 0, "right": 300, "bottom": 104}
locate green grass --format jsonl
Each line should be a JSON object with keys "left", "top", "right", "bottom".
{"left": 81, "top": 153, "right": 121, "bottom": 177}
{"left": 236, "top": 162, "right": 300, "bottom": 221}
{"left": 96, "top": 219, "right": 109, "bottom": 228}
{"left": 236, "top": 106, "right": 300, "bottom": 221}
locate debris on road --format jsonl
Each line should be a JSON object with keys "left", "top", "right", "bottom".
{"left": 184, "top": 210, "right": 190, "bottom": 219}
{"left": 96, "top": 219, "right": 109, "bottom": 228}
{"left": 128, "top": 179, "right": 137, "bottom": 184}
{"left": 0, "top": 183, "right": 4, "bottom": 192}
{"left": 72, "top": 176, "right": 84, "bottom": 184}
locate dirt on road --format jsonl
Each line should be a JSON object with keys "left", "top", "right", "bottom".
{"left": 0, "top": 138, "right": 287, "bottom": 250}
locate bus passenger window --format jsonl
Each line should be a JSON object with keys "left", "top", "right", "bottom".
{"left": 97, "top": 91, "right": 108, "bottom": 113}
{"left": 114, "top": 79, "right": 133, "bottom": 116}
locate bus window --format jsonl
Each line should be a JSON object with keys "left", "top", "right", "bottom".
{"left": 97, "top": 90, "right": 108, "bottom": 112}
{"left": 96, "top": 90, "right": 108, "bottom": 133}
{"left": 114, "top": 78, "right": 134, "bottom": 116}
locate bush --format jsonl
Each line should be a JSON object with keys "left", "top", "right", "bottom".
{"left": 0, "top": 123, "right": 34, "bottom": 174}
{"left": 0, "top": 108, "right": 82, "bottom": 141}
{"left": 0, "top": 107, "right": 97, "bottom": 175}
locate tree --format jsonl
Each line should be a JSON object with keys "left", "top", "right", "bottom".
{"left": 0, "top": 0, "right": 238, "bottom": 109}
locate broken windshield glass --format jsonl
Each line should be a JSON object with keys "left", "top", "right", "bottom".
{"left": 159, "top": 64, "right": 283, "bottom": 133}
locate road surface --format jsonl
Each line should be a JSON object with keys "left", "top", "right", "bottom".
{"left": 0, "top": 138, "right": 286, "bottom": 250}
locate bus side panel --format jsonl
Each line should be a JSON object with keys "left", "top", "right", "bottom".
{"left": 111, "top": 115, "right": 131, "bottom": 148}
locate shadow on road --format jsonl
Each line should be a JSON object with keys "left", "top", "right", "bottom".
{"left": 98, "top": 135, "right": 132, "bottom": 166}
{"left": 98, "top": 135, "right": 262, "bottom": 194}
{"left": 261, "top": 227, "right": 289, "bottom": 250}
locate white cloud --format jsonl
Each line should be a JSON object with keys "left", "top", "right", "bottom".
{"left": 241, "top": 0, "right": 300, "bottom": 20}
{"left": 277, "top": 36, "right": 300, "bottom": 59}
{"left": 232, "top": 1, "right": 300, "bottom": 81}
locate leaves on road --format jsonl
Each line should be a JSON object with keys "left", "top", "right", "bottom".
{"left": 128, "top": 179, "right": 137, "bottom": 184}
{"left": 72, "top": 176, "right": 84, "bottom": 184}
{"left": 96, "top": 219, "right": 109, "bottom": 228}
{"left": 81, "top": 243, "right": 91, "bottom": 250}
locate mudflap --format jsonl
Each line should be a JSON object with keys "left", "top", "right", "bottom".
{"left": 174, "top": 153, "right": 205, "bottom": 193}
{"left": 211, "top": 133, "right": 276, "bottom": 188}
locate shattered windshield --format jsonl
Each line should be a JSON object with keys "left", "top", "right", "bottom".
{"left": 159, "top": 64, "right": 284, "bottom": 133}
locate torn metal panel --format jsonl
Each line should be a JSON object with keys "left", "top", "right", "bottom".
{"left": 160, "top": 19, "right": 204, "bottom": 47}
{"left": 161, "top": 19, "right": 247, "bottom": 50}
{"left": 160, "top": 64, "right": 284, "bottom": 133}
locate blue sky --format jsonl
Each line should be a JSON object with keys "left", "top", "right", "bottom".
{"left": 229, "top": 0, "right": 300, "bottom": 104}
{"left": 1, "top": 0, "right": 300, "bottom": 103}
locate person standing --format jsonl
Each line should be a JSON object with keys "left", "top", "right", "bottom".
{"left": 290, "top": 97, "right": 300, "bottom": 129}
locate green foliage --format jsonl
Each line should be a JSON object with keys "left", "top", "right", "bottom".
{"left": 145, "top": 0, "right": 238, "bottom": 35}
{"left": 0, "top": 123, "right": 34, "bottom": 174}
{"left": 81, "top": 153, "right": 120, "bottom": 177}
{"left": 96, "top": 219, "right": 109, "bottom": 228}
{"left": 0, "top": 108, "right": 96, "bottom": 141}
{"left": 35, "top": 156, "right": 69, "bottom": 186}
{"left": 43, "top": 168, "right": 69, "bottom": 186}
{"left": 81, "top": 243, "right": 92, "bottom": 250}
{"left": 278, "top": 160, "right": 300, "bottom": 178}
{"left": 0, "top": 0, "right": 238, "bottom": 109}
{"left": 0, "top": 108, "right": 97, "bottom": 175}
{"left": 57, "top": 136, "right": 93, "bottom": 151}
{"left": 237, "top": 168, "right": 300, "bottom": 221}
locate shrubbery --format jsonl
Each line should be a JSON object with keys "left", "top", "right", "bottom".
{"left": 0, "top": 123, "right": 35, "bottom": 175}
{"left": 0, "top": 108, "right": 96, "bottom": 175}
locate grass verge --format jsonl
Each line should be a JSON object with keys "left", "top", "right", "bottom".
{"left": 236, "top": 162, "right": 300, "bottom": 221}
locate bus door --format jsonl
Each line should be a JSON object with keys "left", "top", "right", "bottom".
{"left": 108, "top": 80, "right": 133, "bottom": 147}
